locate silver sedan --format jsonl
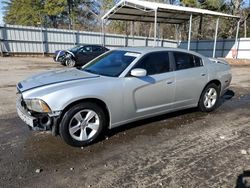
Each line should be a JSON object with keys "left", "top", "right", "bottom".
{"left": 16, "top": 47, "right": 232, "bottom": 147}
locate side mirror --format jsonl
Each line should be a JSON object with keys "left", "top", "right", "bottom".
{"left": 130, "top": 68, "right": 147, "bottom": 77}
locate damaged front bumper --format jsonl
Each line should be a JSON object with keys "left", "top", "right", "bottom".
{"left": 16, "top": 95, "right": 61, "bottom": 134}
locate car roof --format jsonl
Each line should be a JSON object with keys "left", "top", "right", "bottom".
{"left": 77, "top": 44, "right": 104, "bottom": 47}
{"left": 115, "top": 47, "right": 204, "bottom": 57}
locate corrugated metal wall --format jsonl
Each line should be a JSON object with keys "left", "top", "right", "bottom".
{"left": 0, "top": 24, "right": 177, "bottom": 55}
{"left": 1, "top": 24, "right": 249, "bottom": 59}
{"left": 179, "top": 38, "right": 250, "bottom": 59}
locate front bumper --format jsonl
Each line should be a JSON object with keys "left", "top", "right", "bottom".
{"left": 16, "top": 95, "right": 60, "bottom": 132}
{"left": 54, "top": 51, "right": 66, "bottom": 62}
{"left": 17, "top": 99, "right": 37, "bottom": 128}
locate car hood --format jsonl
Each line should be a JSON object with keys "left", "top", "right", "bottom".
{"left": 17, "top": 68, "right": 99, "bottom": 92}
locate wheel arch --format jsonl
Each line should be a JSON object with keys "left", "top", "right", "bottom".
{"left": 197, "top": 79, "right": 221, "bottom": 112}
{"left": 205, "top": 79, "right": 221, "bottom": 92}
{"left": 58, "top": 98, "right": 110, "bottom": 130}
{"left": 199, "top": 79, "right": 222, "bottom": 103}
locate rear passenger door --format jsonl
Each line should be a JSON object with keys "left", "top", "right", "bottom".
{"left": 91, "top": 46, "right": 105, "bottom": 59}
{"left": 171, "top": 51, "right": 208, "bottom": 108}
{"left": 77, "top": 46, "right": 93, "bottom": 64}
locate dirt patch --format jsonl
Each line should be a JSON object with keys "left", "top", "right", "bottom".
{"left": 225, "top": 58, "right": 250, "bottom": 65}
{"left": 0, "top": 84, "right": 16, "bottom": 89}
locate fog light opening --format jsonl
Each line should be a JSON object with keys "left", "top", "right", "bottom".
{"left": 39, "top": 116, "right": 52, "bottom": 127}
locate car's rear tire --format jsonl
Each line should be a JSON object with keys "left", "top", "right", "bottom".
{"left": 198, "top": 83, "right": 219, "bottom": 112}
{"left": 59, "top": 102, "right": 107, "bottom": 147}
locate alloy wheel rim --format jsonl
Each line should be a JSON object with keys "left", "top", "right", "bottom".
{"left": 69, "top": 109, "right": 100, "bottom": 141}
{"left": 66, "top": 59, "right": 75, "bottom": 67}
{"left": 204, "top": 88, "right": 217, "bottom": 109}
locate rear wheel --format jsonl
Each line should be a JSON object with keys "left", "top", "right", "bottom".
{"left": 198, "top": 83, "right": 219, "bottom": 112}
{"left": 60, "top": 102, "right": 107, "bottom": 147}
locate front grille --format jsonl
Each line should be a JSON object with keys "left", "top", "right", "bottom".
{"left": 16, "top": 93, "right": 27, "bottom": 110}
{"left": 20, "top": 98, "right": 26, "bottom": 109}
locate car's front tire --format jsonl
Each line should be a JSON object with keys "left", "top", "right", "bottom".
{"left": 59, "top": 102, "right": 107, "bottom": 147}
{"left": 65, "top": 58, "right": 76, "bottom": 67}
{"left": 198, "top": 83, "right": 220, "bottom": 112}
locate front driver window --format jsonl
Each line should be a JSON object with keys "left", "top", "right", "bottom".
{"left": 81, "top": 46, "right": 92, "bottom": 53}
{"left": 133, "top": 52, "right": 170, "bottom": 75}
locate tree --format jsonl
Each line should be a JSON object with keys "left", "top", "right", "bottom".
{"left": 101, "top": 0, "right": 128, "bottom": 34}
{"left": 3, "top": 0, "right": 44, "bottom": 26}
{"left": 44, "top": 0, "right": 67, "bottom": 28}
{"left": 180, "top": 0, "right": 199, "bottom": 7}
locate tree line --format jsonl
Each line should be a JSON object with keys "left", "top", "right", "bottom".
{"left": 2, "top": 0, "right": 250, "bottom": 39}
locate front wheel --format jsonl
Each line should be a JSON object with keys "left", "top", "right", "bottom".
{"left": 60, "top": 103, "right": 107, "bottom": 147}
{"left": 198, "top": 83, "right": 219, "bottom": 112}
{"left": 65, "top": 58, "right": 76, "bottom": 67}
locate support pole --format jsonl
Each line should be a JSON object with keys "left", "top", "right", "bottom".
{"left": 212, "top": 17, "right": 219, "bottom": 58}
{"left": 187, "top": 14, "right": 192, "bottom": 51}
{"left": 175, "top": 24, "right": 180, "bottom": 47}
{"left": 154, "top": 9, "right": 158, "bottom": 47}
{"left": 125, "top": 22, "right": 128, "bottom": 47}
{"left": 198, "top": 15, "right": 203, "bottom": 40}
{"left": 157, "top": 23, "right": 160, "bottom": 47}
{"left": 234, "top": 21, "right": 240, "bottom": 59}
{"left": 0, "top": 25, "right": 3, "bottom": 57}
{"left": 101, "top": 19, "right": 105, "bottom": 47}
{"left": 40, "top": 26, "right": 45, "bottom": 56}
{"left": 132, "top": 21, "right": 134, "bottom": 46}
{"left": 244, "top": 19, "right": 247, "bottom": 38}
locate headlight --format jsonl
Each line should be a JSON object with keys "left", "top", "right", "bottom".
{"left": 24, "top": 99, "right": 51, "bottom": 113}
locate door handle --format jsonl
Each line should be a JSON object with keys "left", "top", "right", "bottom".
{"left": 167, "top": 81, "right": 174, "bottom": 85}
{"left": 201, "top": 73, "right": 206, "bottom": 76}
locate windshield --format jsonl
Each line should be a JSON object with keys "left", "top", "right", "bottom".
{"left": 82, "top": 50, "right": 140, "bottom": 77}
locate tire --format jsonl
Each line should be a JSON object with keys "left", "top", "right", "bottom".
{"left": 60, "top": 102, "right": 107, "bottom": 147}
{"left": 198, "top": 83, "right": 220, "bottom": 112}
{"left": 65, "top": 58, "right": 76, "bottom": 67}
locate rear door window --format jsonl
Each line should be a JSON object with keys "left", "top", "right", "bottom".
{"left": 173, "top": 52, "right": 203, "bottom": 70}
{"left": 92, "top": 46, "right": 103, "bottom": 52}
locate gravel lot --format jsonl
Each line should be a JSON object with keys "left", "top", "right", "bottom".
{"left": 0, "top": 57, "right": 250, "bottom": 188}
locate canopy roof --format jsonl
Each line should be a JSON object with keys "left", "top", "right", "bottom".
{"left": 102, "top": 0, "right": 239, "bottom": 24}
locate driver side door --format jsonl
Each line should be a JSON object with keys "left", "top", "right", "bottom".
{"left": 123, "top": 51, "right": 176, "bottom": 120}
{"left": 77, "top": 46, "right": 93, "bottom": 64}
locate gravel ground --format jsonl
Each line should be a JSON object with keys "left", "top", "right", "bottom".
{"left": 0, "top": 57, "right": 250, "bottom": 188}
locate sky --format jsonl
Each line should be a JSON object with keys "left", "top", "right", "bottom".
{"left": 0, "top": 0, "right": 249, "bottom": 25}
{"left": 0, "top": 1, "right": 3, "bottom": 25}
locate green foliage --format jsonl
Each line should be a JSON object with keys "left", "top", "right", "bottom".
{"left": 3, "top": 0, "right": 44, "bottom": 26}
{"left": 181, "top": 0, "right": 199, "bottom": 7}
{"left": 102, "top": 0, "right": 115, "bottom": 10}
{"left": 200, "top": 0, "right": 226, "bottom": 11}
{"left": 44, "top": 0, "right": 67, "bottom": 16}
{"left": 3, "top": 0, "right": 100, "bottom": 29}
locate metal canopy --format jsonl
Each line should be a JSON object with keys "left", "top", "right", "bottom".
{"left": 102, "top": 0, "right": 240, "bottom": 58}
{"left": 102, "top": 0, "right": 238, "bottom": 24}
